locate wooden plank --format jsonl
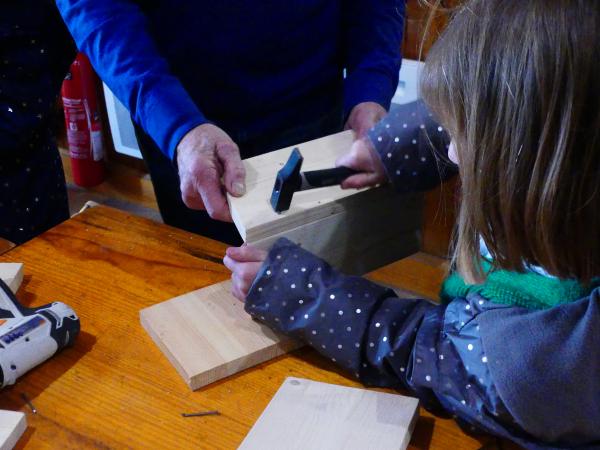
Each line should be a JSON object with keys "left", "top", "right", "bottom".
{"left": 228, "top": 131, "right": 356, "bottom": 242}
{"left": 228, "top": 131, "right": 424, "bottom": 274}
{"left": 0, "top": 410, "right": 26, "bottom": 450}
{"left": 328, "top": 230, "right": 420, "bottom": 276}
{"left": 250, "top": 191, "right": 422, "bottom": 275}
{"left": 0, "top": 263, "right": 24, "bottom": 294}
{"left": 140, "top": 280, "right": 303, "bottom": 390}
{"left": 239, "top": 377, "right": 419, "bottom": 450}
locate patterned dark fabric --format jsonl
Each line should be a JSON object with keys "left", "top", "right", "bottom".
{"left": 247, "top": 238, "right": 600, "bottom": 450}
{"left": 367, "top": 100, "right": 456, "bottom": 192}
{"left": 244, "top": 101, "right": 600, "bottom": 449}
{"left": 0, "top": 1, "right": 76, "bottom": 244}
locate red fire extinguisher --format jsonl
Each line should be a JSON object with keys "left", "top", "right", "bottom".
{"left": 61, "top": 53, "right": 106, "bottom": 187}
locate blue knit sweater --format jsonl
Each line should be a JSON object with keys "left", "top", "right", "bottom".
{"left": 56, "top": 0, "right": 405, "bottom": 159}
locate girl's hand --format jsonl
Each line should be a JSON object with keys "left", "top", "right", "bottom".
{"left": 344, "top": 101, "right": 387, "bottom": 138}
{"left": 335, "top": 137, "right": 388, "bottom": 189}
{"left": 223, "top": 244, "right": 268, "bottom": 301}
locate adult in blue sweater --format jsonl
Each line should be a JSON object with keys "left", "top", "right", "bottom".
{"left": 57, "top": 1, "right": 405, "bottom": 244}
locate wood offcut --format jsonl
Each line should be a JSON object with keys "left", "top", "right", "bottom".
{"left": 239, "top": 377, "right": 419, "bottom": 450}
{"left": 140, "top": 280, "right": 303, "bottom": 391}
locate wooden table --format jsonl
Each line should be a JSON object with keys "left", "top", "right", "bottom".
{"left": 0, "top": 206, "right": 509, "bottom": 449}
{"left": 0, "top": 238, "right": 15, "bottom": 256}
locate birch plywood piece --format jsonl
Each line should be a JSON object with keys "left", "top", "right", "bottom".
{"left": 0, "top": 263, "right": 24, "bottom": 294}
{"left": 229, "top": 131, "right": 357, "bottom": 241}
{"left": 228, "top": 131, "right": 423, "bottom": 275}
{"left": 140, "top": 280, "right": 302, "bottom": 390}
{"left": 250, "top": 190, "right": 422, "bottom": 275}
{"left": 0, "top": 410, "right": 26, "bottom": 450}
{"left": 239, "top": 378, "right": 419, "bottom": 450}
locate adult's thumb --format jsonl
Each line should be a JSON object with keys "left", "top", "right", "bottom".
{"left": 218, "top": 142, "right": 246, "bottom": 197}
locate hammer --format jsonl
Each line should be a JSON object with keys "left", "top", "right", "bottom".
{"left": 270, "top": 148, "right": 358, "bottom": 213}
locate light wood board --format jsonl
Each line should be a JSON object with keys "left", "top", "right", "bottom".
{"left": 228, "top": 131, "right": 423, "bottom": 275}
{"left": 250, "top": 188, "right": 422, "bottom": 275}
{"left": 0, "top": 410, "right": 26, "bottom": 450}
{"left": 239, "top": 377, "right": 419, "bottom": 450}
{"left": 0, "top": 268, "right": 27, "bottom": 450}
{"left": 0, "top": 263, "right": 24, "bottom": 294}
{"left": 229, "top": 131, "right": 358, "bottom": 242}
{"left": 140, "top": 280, "right": 303, "bottom": 390}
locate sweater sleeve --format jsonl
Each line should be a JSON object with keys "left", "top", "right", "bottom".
{"left": 342, "top": 0, "right": 405, "bottom": 115}
{"left": 245, "top": 238, "right": 600, "bottom": 448}
{"left": 56, "top": 0, "right": 206, "bottom": 160}
{"left": 367, "top": 100, "right": 457, "bottom": 193}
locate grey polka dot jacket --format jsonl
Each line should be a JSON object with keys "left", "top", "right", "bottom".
{"left": 245, "top": 101, "right": 600, "bottom": 449}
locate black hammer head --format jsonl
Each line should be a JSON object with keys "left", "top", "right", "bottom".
{"left": 270, "top": 148, "right": 304, "bottom": 213}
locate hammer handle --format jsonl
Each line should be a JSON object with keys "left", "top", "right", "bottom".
{"left": 302, "top": 167, "right": 359, "bottom": 188}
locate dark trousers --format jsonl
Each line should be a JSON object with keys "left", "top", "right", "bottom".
{"left": 0, "top": 140, "right": 70, "bottom": 244}
{"left": 1, "top": 1, "right": 76, "bottom": 244}
{"left": 135, "top": 110, "right": 344, "bottom": 245}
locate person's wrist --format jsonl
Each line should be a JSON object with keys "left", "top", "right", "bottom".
{"left": 177, "top": 123, "right": 207, "bottom": 152}
{"left": 347, "top": 102, "right": 387, "bottom": 138}
{"left": 175, "top": 123, "right": 201, "bottom": 167}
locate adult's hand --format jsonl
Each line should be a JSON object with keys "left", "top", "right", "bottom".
{"left": 176, "top": 123, "right": 246, "bottom": 222}
{"left": 344, "top": 101, "right": 387, "bottom": 138}
{"left": 335, "top": 137, "right": 388, "bottom": 189}
{"left": 223, "top": 244, "right": 268, "bottom": 301}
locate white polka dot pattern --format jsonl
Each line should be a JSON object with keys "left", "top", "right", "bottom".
{"left": 1, "top": 8, "right": 74, "bottom": 244}
{"left": 366, "top": 100, "right": 456, "bottom": 195}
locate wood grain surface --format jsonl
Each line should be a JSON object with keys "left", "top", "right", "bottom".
{"left": 0, "top": 239, "right": 15, "bottom": 257}
{"left": 0, "top": 206, "right": 516, "bottom": 449}
{"left": 239, "top": 377, "right": 419, "bottom": 450}
{"left": 228, "top": 131, "right": 423, "bottom": 274}
{"left": 140, "top": 280, "right": 302, "bottom": 390}
{"left": 228, "top": 130, "right": 358, "bottom": 242}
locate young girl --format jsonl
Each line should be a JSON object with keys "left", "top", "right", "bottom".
{"left": 224, "top": 0, "right": 600, "bottom": 447}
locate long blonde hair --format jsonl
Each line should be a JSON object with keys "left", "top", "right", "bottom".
{"left": 421, "top": 0, "right": 600, "bottom": 283}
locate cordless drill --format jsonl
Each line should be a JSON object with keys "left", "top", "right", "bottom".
{"left": 0, "top": 279, "right": 80, "bottom": 388}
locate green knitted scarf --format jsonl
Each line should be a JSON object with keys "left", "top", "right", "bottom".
{"left": 440, "top": 259, "right": 600, "bottom": 310}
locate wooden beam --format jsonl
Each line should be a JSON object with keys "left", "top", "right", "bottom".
{"left": 228, "top": 131, "right": 423, "bottom": 275}
{"left": 239, "top": 377, "right": 419, "bottom": 450}
{"left": 140, "top": 280, "right": 302, "bottom": 391}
